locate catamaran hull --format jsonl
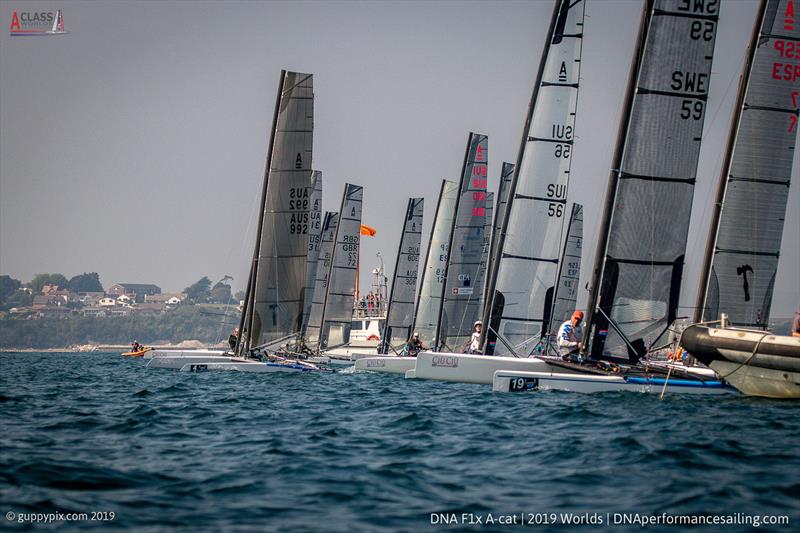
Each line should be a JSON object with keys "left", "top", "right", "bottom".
{"left": 353, "top": 356, "right": 417, "bottom": 374}
{"left": 680, "top": 325, "right": 800, "bottom": 398}
{"left": 407, "top": 352, "right": 556, "bottom": 385}
{"left": 178, "top": 361, "right": 325, "bottom": 373}
{"left": 492, "top": 370, "right": 736, "bottom": 395}
{"left": 145, "top": 349, "right": 226, "bottom": 360}
{"left": 147, "top": 354, "right": 245, "bottom": 370}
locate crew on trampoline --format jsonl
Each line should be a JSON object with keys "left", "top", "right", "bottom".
{"left": 557, "top": 310, "right": 584, "bottom": 359}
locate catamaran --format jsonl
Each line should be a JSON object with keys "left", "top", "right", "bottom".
{"left": 411, "top": 0, "right": 587, "bottom": 385}
{"left": 148, "top": 70, "right": 328, "bottom": 373}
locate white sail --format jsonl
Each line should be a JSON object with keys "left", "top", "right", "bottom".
{"left": 486, "top": 0, "right": 586, "bottom": 356}
{"left": 438, "top": 132, "right": 488, "bottom": 352}
{"left": 381, "top": 198, "right": 424, "bottom": 352}
{"left": 411, "top": 180, "right": 459, "bottom": 348}
{"left": 304, "top": 211, "right": 338, "bottom": 349}
{"left": 301, "top": 171, "right": 323, "bottom": 334}
{"left": 585, "top": 0, "right": 720, "bottom": 362}
{"left": 697, "top": 0, "right": 799, "bottom": 328}
{"left": 319, "top": 184, "right": 363, "bottom": 350}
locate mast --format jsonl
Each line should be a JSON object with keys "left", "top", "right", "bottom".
{"left": 237, "top": 69, "right": 286, "bottom": 355}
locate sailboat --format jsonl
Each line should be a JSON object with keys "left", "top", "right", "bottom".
{"left": 148, "top": 70, "right": 328, "bottom": 373}
{"left": 410, "top": 0, "right": 587, "bottom": 385}
{"left": 378, "top": 198, "right": 425, "bottom": 354}
{"left": 679, "top": 0, "right": 800, "bottom": 398}
{"left": 494, "top": 0, "right": 735, "bottom": 394}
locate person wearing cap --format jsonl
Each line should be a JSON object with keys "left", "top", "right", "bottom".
{"left": 557, "top": 311, "right": 584, "bottom": 357}
{"left": 466, "top": 321, "right": 482, "bottom": 354}
{"left": 404, "top": 332, "right": 427, "bottom": 357}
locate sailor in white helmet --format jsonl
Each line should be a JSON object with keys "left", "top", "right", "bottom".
{"left": 467, "top": 320, "right": 482, "bottom": 354}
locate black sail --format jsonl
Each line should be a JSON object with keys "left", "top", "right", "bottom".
{"left": 584, "top": 0, "right": 720, "bottom": 362}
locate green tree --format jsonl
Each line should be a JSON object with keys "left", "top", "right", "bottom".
{"left": 28, "top": 273, "right": 69, "bottom": 294}
{"left": 0, "top": 275, "right": 21, "bottom": 302}
{"left": 210, "top": 282, "right": 232, "bottom": 304}
{"left": 183, "top": 277, "right": 212, "bottom": 303}
{"left": 67, "top": 272, "right": 104, "bottom": 293}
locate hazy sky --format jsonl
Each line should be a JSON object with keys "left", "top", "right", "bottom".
{"left": 1, "top": 1, "right": 797, "bottom": 317}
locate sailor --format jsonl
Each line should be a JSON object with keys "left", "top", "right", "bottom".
{"left": 131, "top": 340, "right": 141, "bottom": 352}
{"left": 466, "top": 321, "right": 482, "bottom": 354}
{"left": 228, "top": 327, "right": 240, "bottom": 351}
{"left": 557, "top": 311, "right": 584, "bottom": 358}
{"left": 792, "top": 308, "right": 800, "bottom": 338}
{"left": 405, "top": 332, "right": 427, "bottom": 357}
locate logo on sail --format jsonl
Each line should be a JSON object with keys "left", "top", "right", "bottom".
{"left": 10, "top": 9, "right": 67, "bottom": 36}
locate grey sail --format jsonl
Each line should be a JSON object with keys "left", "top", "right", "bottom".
{"left": 381, "top": 198, "right": 425, "bottom": 352}
{"left": 319, "top": 184, "right": 363, "bottom": 350}
{"left": 484, "top": 163, "right": 514, "bottom": 309}
{"left": 584, "top": 0, "right": 720, "bottom": 362}
{"left": 301, "top": 170, "right": 323, "bottom": 334}
{"left": 304, "top": 211, "right": 338, "bottom": 349}
{"left": 248, "top": 71, "right": 314, "bottom": 348}
{"left": 438, "top": 133, "right": 488, "bottom": 351}
{"left": 485, "top": 0, "right": 586, "bottom": 356}
{"left": 411, "top": 180, "right": 459, "bottom": 348}
{"left": 551, "top": 203, "right": 583, "bottom": 328}
{"left": 478, "top": 192, "right": 495, "bottom": 312}
{"left": 696, "top": 0, "right": 799, "bottom": 328}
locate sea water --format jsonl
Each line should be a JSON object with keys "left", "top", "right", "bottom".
{"left": 1, "top": 352, "right": 798, "bottom": 531}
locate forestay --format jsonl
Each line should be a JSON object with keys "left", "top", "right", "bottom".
{"left": 486, "top": 0, "right": 586, "bottom": 356}
{"left": 381, "top": 198, "right": 424, "bottom": 352}
{"left": 551, "top": 203, "right": 583, "bottom": 328}
{"left": 301, "top": 171, "right": 323, "bottom": 334}
{"left": 411, "top": 180, "right": 459, "bottom": 348}
{"left": 586, "top": 0, "right": 720, "bottom": 361}
{"left": 319, "top": 184, "right": 363, "bottom": 350}
{"left": 697, "top": 0, "right": 799, "bottom": 327}
{"left": 250, "top": 71, "right": 314, "bottom": 347}
{"left": 438, "top": 132, "right": 488, "bottom": 352}
{"left": 305, "top": 211, "right": 338, "bottom": 349}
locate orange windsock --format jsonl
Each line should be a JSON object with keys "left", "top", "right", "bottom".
{"left": 360, "top": 224, "right": 377, "bottom": 237}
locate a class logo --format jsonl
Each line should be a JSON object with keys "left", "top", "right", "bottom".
{"left": 10, "top": 9, "right": 67, "bottom": 36}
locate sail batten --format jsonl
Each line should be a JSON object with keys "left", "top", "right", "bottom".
{"left": 584, "top": 0, "right": 721, "bottom": 361}
{"left": 696, "top": 0, "right": 799, "bottom": 328}
{"left": 485, "top": 0, "right": 586, "bottom": 356}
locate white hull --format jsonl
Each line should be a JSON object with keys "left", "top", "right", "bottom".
{"left": 493, "top": 370, "right": 736, "bottom": 395}
{"left": 353, "top": 356, "right": 417, "bottom": 374}
{"left": 147, "top": 354, "right": 247, "bottom": 370}
{"left": 408, "top": 352, "right": 556, "bottom": 385}
{"left": 178, "top": 361, "right": 323, "bottom": 373}
{"left": 708, "top": 360, "right": 800, "bottom": 399}
{"left": 145, "top": 349, "right": 226, "bottom": 360}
